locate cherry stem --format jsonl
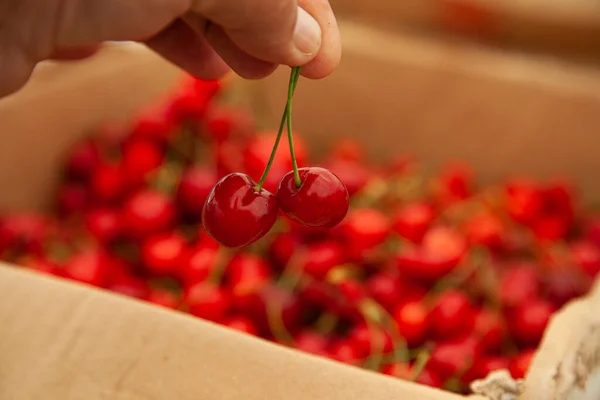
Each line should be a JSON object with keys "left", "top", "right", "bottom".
{"left": 254, "top": 66, "right": 302, "bottom": 192}
{"left": 286, "top": 67, "right": 303, "bottom": 188}
{"left": 410, "top": 349, "right": 431, "bottom": 382}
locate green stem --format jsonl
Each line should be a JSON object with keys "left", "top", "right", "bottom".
{"left": 411, "top": 350, "right": 431, "bottom": 382}
{"left": 254, "top": 66, "right": 302, "bottom": 191}
{"left": 286, "top": 67, "right": 303, "bottom": 188}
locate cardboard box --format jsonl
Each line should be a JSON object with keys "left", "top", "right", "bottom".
{"left": 0, "top": 21, "right": 599, "bottom": 399}
{"left": 330, "top": 0, "right": 600, "bottom": 64}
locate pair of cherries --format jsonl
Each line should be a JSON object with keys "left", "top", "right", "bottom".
{"left": 202, "top": 67, "right": 350, "bottom": 248}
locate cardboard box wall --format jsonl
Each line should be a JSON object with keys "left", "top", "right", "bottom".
{"left": 330, "top": 0, "right": 600, "bottom": 65}
{"left": 0, "top": 22, "right": 599, "bottom": 399}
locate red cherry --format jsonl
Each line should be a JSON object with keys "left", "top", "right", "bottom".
{"left": 433, "top": 163, "right": 473, "bottom": 205}
{"left": 541, "top": 182, "right": 576, "bottom": 220}
{"left": 336, "top": 278, "right": 366, "bottom": 307}
{"left": 84, "top": 208, "right": 122, "bottom": 244}
{"left": 429, "top": 290, "right": 475, "bottom": 340}
{"left": 148, "top": 289, "right": 180, "bottom": 309}
{"left": 122, "top": 190, "right": 176, "bottom": 239}
{"left": 0, "top": 213, "right": 50, "bottom": 255}
{"left": 392, "top": 202, "right": 437, "bottom": 243}
{"left": 56, "top": 184, "right": 88, "bottom": 216}
{"left": 301, "top": 241, "right": 345, "bottom": 280}
{"left": 294, "top": 331, "right": 330, "bottom": 356}
{"left": 223, "top": 316, "right": 259, "bottom": 336}
{"left": 393, "top": 300, "right": 429, "bottom": 346}
{"left": 509, "top": 349, "right": 536, "bottom": 379}
{"left": 184, "top": 282, "right": 231, "bottom": 322}
{"left": 191, "top": 77, "right": 221, "bottom": 98}
{"left": 509, "top": 299, "right": 554, "bottom": 346}
{"left": 277, "top": 167, "right": 349, "bottom": 229}
{"left": 226, "top": 253, "right": 272, "bottom": 297}
{"left": 463, "top": 213, "right": 505, "bottom": 249}
{"left": 462, "top": 356, "right": 510, "bottom": 383}
{"left": 499, "top": 265, "right": 540, "bottom": 308}
{"left": 176, "top": 166, "right": 217, "bottom": 221}
{"left": 473, "top": 308, "right": 505, "bottom": 352}
{"left": 420, "top": 226, "right": 467, "bottom": 275}
{"left": 505, "top": 179, "right": 543, "bottom": 225}
{"left": 180, "top": 244, "right": 219, "bottom": 285}
{"left": 341, "top": 208, "right": 391, "bottom": 255}
{"left": 571, "top": 241, "right": 600, "bottom": 278}
{"left": 202, "top": 173, "right": 278, "bottom": 248}
{"left": 585, "top": 218, "right": 600, "bottom": 248}
{"left": 141, "top": 232, "right": 187, "bottom": 276}
{"left": 65, "top": 139, "right": 100, "bottom": 181}
{"left": 168, "top": 78, "right": 220, "bottom": 123}
{"left": 428, "top": 341, "right": 474, "bottom": 380}
{"left": 64, "top": 250, "right": 109, "bottom": 287}
{"left": 90, "top": 162, "right": 125, "bottom": 203}
{"left": 397, "top": 226, "right": 467, "bottom": 281}
{"left": 532, "top": 215, "right": 570, "bottom": 241}
{"left": 365, "top": 273, "right": 403, "bottom": 311}
{"left": 121, "top": 138, "right": 164, "bottom": 187}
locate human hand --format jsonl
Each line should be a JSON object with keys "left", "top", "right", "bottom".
{"left": 0, "top": 0, "right": 341, "bottom": 97}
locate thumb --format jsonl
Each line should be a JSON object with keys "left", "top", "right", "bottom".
{"left": 193, "top": 0, "right": 322, "bottom": 67}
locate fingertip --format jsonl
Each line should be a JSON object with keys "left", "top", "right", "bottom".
{"left": 299, "top": 40, "right": 341, "bottom": 79}
{"left": 296, "top": 0, "right": 342, "bottom": 79}
{"left": 291, "top": 8, "right": 323, "bottom": 64}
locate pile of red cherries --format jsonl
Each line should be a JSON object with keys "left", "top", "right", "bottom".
{"left": 1, "top": 72, "right": 599, "bottom": 394}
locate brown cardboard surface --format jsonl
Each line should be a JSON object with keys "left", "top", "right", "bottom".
{"left": 0, "top": 44, "right": 182, "bottom": 212}
{"left": 0, "top": 264, "right": 478, "bottom": 400}
{"left": 330, "top": 0, "right": 600, "bottom": 63}
{"left": 521, "top": 280, "right": 600, "bottom": 400}
{"left": 239, "top": 21, "right": 600, "bottom": 200}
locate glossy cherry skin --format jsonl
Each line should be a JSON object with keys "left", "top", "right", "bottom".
{"left": 202, "top": 173, "right": 278, "bottom": 248}
{"left": 277, "top": 167, "right": 349, "bottom": 229}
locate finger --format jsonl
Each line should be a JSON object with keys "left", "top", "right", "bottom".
{"left": 146, "top": 19, "right": 230, "bottom": 81}
{"left": 48, "top": 46, "right": 101, "bottom": 61}
{"left": 183, "top": 15, "right": 276, "bottom": 80}
{"left": 192, "top": 0, "right": 321, "bottom": 67}
{"left": 297, "top": 0, "right": 341, "bottom": 79}
{"left": 55, "top": 0, "right": 191, "bottom": 47}
{"left": 0, "top": 42, "right": 35, "bottom": 98}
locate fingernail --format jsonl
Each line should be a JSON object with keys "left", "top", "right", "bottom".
{"left": 293, "top": 8, "right": 322, "bottom": 57}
